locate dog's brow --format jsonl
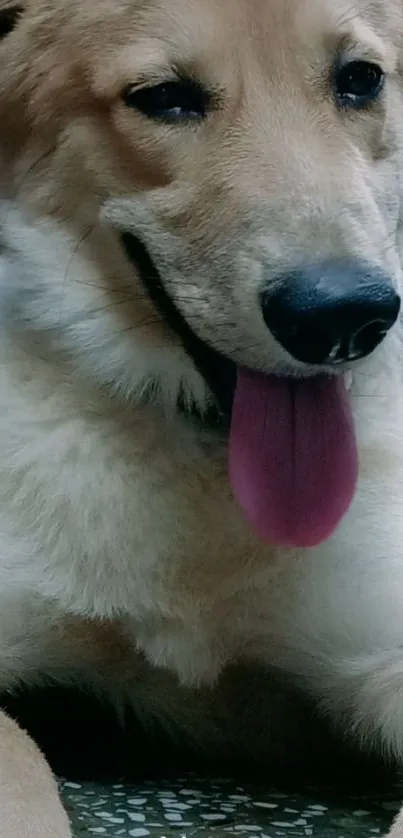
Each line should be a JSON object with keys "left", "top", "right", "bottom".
{"left": 335, "top": 25, "right": 392, "bottom": 69}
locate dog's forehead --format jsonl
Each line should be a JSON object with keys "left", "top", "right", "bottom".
{"left": 59, "top": 0, "right": 396, "bottom": 98}
{"left": 34, "top": 0, "right": 394, "bottom": 53}
{"left": 93, "top": 0, "right": 386, "bottom": 27}
{"left": 120, "top": 0, "right": 388, "bottom": 35}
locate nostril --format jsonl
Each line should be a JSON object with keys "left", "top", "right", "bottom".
{"left": 351, "top": 319, "right": 389, "bottom": 359}
{"left": 278, "top": 324, "right": 336, "bottom": 365}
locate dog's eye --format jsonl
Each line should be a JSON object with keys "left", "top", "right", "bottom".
{"left": 334, "top": 60, "right": 384, "bottom": 108}
{"left": 123, "top": 80, "right": 208, "bottom": 123}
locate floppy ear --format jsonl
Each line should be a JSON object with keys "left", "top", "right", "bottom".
{"left": 0, "top": 2, "right": 23, "bottom": 40}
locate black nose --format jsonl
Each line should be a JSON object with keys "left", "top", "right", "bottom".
{"left": 261, "top": 262, "right": 401, "bottom": 365}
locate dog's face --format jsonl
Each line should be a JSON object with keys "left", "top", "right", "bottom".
{"left": 1, "top": 0, "right": 403, "bottom": 388}
{"left": 103, "top": 0, "right": 403, "bottom": 371}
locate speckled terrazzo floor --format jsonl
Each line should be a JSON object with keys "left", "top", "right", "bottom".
{"left": 61, "top": 775, "right": 402, "bottom": 837}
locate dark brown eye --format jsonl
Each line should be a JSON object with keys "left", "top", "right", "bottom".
{"left": 123, "top": 80, "right": 209, "bottom": 124}
{"left": 334, "top": 60, "right": 384, "bottom": 108}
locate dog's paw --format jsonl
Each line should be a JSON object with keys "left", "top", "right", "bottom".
{"left": 0, "top": 710, "right": 72, "bottom": 837}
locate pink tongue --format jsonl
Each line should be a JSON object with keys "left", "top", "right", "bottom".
{"left": 229, "top": 371, "right": 358, "bottom": 548}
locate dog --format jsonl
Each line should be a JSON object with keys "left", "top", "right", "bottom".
{"left": 2, "top": 0, "right": 403, "bottom": 834}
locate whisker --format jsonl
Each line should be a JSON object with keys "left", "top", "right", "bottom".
{"left": 58, "top": 225, "right": 95, "bottom": 319}
{"left": 1, "top": 147, "right": 57, "bottom": 226}
{"left": 114, "top": 317, "right": 167, "bottom": 335}
{"left": 85, "top": 298, "right": 148, "bottom": 316}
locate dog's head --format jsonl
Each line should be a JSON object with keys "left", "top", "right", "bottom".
{"left": 1, "top": 0, "right": 403, "bottom": 547}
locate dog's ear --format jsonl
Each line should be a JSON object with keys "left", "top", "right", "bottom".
{"left": 0, "top": 2, "right": 23, "bottom": 40}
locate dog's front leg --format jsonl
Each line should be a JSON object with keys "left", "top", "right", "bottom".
{"left": 0, "top": 710, "right": 72, "bottom": 837}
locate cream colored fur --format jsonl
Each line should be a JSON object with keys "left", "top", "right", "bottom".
{"left": 1, "top": 0, "right": 403, "bottom": 834}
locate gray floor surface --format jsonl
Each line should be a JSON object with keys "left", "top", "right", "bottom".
{"left": 62, "top": 775, "right": 402, "bottom": 837}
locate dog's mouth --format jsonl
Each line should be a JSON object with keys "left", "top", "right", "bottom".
{"left": 121, "top": 232, "right": 359, "bottom": 550}
{"left": 121, "top": 232, "right": 237, "bottom": 422}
